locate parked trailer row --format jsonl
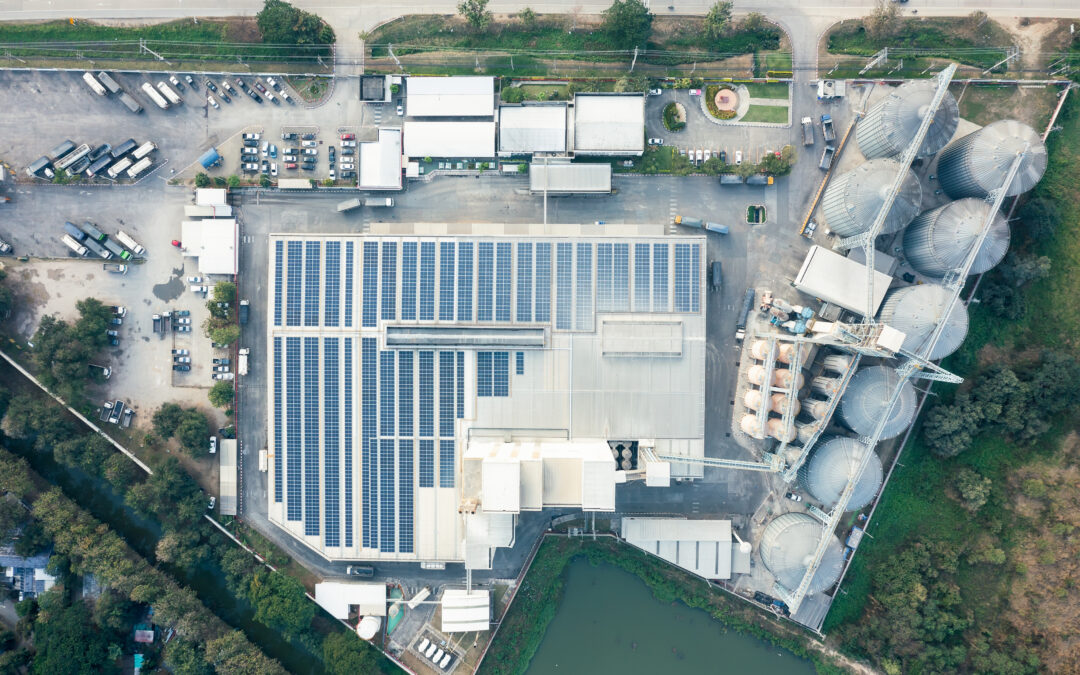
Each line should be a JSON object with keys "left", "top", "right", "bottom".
{"left": 108, "top": 157, "right": 133, "bottom": 178}
{"left": 140, "top": 82, "right": 169, "bottom": 109}
{"left": 82, "top": 237, "right": 112, "bottom": 259}
{"left": 126, "top": 157, "right": 153, "bottom": 179}
{"left": 111, "top": 139, "right": 137, "bottom": 158}
{"left": 82, "top": 72, "right": 107, "bottom": 96}
{"left": 102, "top": 237, "right": 132, "bottom": 260}
{"left": 97, "top": 71, "right": 122, "bottom": 94}
{"left": 61, "top": 234, "right": 88, "bottom": 256}
{"left": 55, "top": 143, "right": 91, "bottom": 171}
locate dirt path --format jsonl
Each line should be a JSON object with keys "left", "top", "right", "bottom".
{"left": 811, "top": 641, "right": 881, "bottom": 675}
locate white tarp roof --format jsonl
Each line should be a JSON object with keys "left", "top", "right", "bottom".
{"left": 195, "top": 188, "right": 227, "bottom": 206}
{"left": 314, "top": 582, "right": 387, "bottom": 618}
{"left": 573, "top": 94, "right": 645, "bottom": 155}
{"left": 218, "top": 439, "right": 237, "bottom": 515}
{"left": 359, "top": 128, "right": 402, "bottom": 190}
{"left": 180, "top": 219, "right": 237, "bottom": 275}
{"left": 403, "top": 121, "right": 496, "bottom": 158}
{"left": 623, "top": 518, "right": 733, "bottom": 579}
{"left": 499, "top": 105, "right": 567, "bottom": 153}
{"left": 794, "top": 245, "right": 893, "bottom": 316}
{"left": 441, "top": 589, "right": 490, "bottom": 633}
{"left": 407, "top": 76, "right": 494, "bottom": 117}
{"left": 528, "top": 163, "right": 611, "bottom": 194}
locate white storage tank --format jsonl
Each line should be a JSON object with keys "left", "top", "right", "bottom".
{"left": 856, "top": 79, "right": 959, "bottom": 160}
{"left": 759, "top": 513, "right": 845, "bottom": 595}
{"left": 741, "top": 414, "right": 765, "bottom": 438}
{"left": 936, "top": 120, "right": 1047, "bottom": 199}
{"left": 357, "top": 615, "right": 382, "bottom": 640}
{"left": 797, "top": 436, "right": 883, "bottom": 510}
{"left": 821, "top": 158, "right": 923, "bottom": 237}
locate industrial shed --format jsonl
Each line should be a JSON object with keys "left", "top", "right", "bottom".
{"left": 441, "top": 590, "right": 491, "bottom": 633}
{"left": 358, "top": 128, "right": 403, "bottom": 190}
{"left": 572, "top": 94, "right": 645, "bottom": 156}
{"left": 622, "top": 518, "right": 734, "bottom": 579}
{"left": 179, "top": 219, "right": 237, "bottom": 275}
{"left": 529, "top": 162, "right": 611, "bottom": 195}
{"left": 498, "top": 104, "right": 567, "bottom": 155}
{"left": 403, "top": 121, "right": 496, "bottom": 158}
{"left": 793, "top": 245, "right": 893, "bottom": 316}
{"left": 406, "top": 76, "right": 494, "bottom": 117}
{"left": 314, "top": 582, "right": 387, "bottom": 619}
{"left": 218, "top": 439, "right": 238, "bottom": 515}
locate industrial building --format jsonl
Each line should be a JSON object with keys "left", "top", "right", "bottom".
{"left": 528, "top": 162, "right": 612, "bottom": 195}
{"left": 179, "top": 218, "right": 238, "bottom": 275}
{"left": 498, "top": 105, "right": 568, "bottom": 156}
{"left": 793, "top": 245, "right": 894, "bottom": 316}
{"left": 402, "top": 121, "right": 496, "bottom": 159}
{"left": 622, "top": 517, "right": 750, "bottom": 580}
{"left": 266, "top": 224, "right": 706, "bottom": 564}
{"left": 405, "top": 76, "right": 495, "bottom": 118}
{"left": 358, "top": 128, "right": 403, "bottom": 190}
{"left": 572, "top": 94, "right": 645, "bottom": 156}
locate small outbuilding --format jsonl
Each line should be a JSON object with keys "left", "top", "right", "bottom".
{"left": 441, "top": 589, "right": 491, "bottom": 633}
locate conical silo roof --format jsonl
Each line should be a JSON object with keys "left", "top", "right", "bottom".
{"left": 838, "top": 366, "right": 917, "bottom": 440}
{"left": 937, "top": 120, "right": 1047, "bottom": 199}
{"left": 797, "top": 436, "right": 883, "bottom": 510}
{"left": 821, "top": 159, "right": 923, "bottom": 237}
{"left": 878, "top": 284, "right": 969, "bottom": 360}
{"left": 759, "top": 513, "right": 844, "bottom": 594}
{"left": 902, "top": 199, "right": 1010, "bottom": 277}
{"left": 856, "top": 80, "right": 959, "bottom": 160}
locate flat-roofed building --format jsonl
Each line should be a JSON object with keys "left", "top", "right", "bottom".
{"left": 180, "top": 219, "right": 237, "bottom": 275}
{"left": 406, "top": 76, "right": 494, "bottom": 118}
{"left": 572, "top": 94, "right": 645, "bottom": 156}
{"left": 359, "top": 128, "right": 403, "bottom": 190}
{"left": 498, "top": 104, "right": 567, "bottom": 155}
{"left": 793, "top": 245, "right": 894, "bottom": 316}
{"left": 266, "top": 224, "right": 706, "bottom": 566}
{"left": 403, "top": 121, "right": 496, "bottom": 159}
{"left": 529, "top": 162, "right": 611, "bottom": 195}
{"left": 622, "top": 517, "right": 736, "bottom": 579}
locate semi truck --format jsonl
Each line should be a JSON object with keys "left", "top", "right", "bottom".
{"left": 801, "top": 117, "right": 814, "bottom": 145}
{"left": 86, "top": 155, "right": 114, "bottom": 178}
{"left": 336, "top": 197, "right": 395, "bottom": 212}
{"left": 734, "top": 287, "right": 756, "bottom": 342}
{"left": 259, "top": 449, "right": 268, "bottom": 472}
{"left": 61, "top": 234, "right": 89, "bottom": 256}
{"left": 126, "top": 157, "right": 153, "bottom": 179}
{"left": 97, "top": 71, "right": 122, "bottom": 94}
{"left": 82, "top": 72, "right": 107, "bottom": 96}
{"left": 116, "top": 230, "right": 146, "bottom": 256}
{"left": 79, "top": 221, "right": 107, "bottom": 243}
{"left": 819, "top": 145, "right": 836, "bottom": 170}
{"left": 47, "top": 140, "right": 75, "bottom": 161}
{"left": 821, "top": 114, "right": 836, "bottom": 143}
{"left": 55, "top": 144, "right": 92, "bottom": 171}
{"left": 111, "top": 139, "right": 138, "bottom": 158}
{"left": 107, "top": 158, "right": 133, "bottom": 178}
{"left": 101, "top": 237, "right": 132, "bottom": 260}
{"left": 156, "top": 81, "right": 183, "bottom": 105}
{"left": 118, "top": 92, "right": 144, "bottom": 114}
{"left": 674, "top": 216, "right": 729, "bottom": 234}
{"left": 131, "top": 141, "right": 157, "bottom": 160}
{"left": 141, "top": 82, "right": 170, "bottom": 109}
{"left": 64, "top": 222, "right": 87, "bottom": 241}
{"left": 83, "top": 238, "right": 112, "bottom": 259}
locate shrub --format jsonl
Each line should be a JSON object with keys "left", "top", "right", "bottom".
{"left": 662, "top": 102, "right": 685, "bottom": 131}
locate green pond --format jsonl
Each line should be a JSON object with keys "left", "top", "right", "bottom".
{"left": 526, "top": 559, "right": 817, "bottom": 675}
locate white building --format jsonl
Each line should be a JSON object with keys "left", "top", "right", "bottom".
{"left": 622, "top": 518, "right": 749, "bottom": 580}
{"left": 498, "top": 104, "right": 568, "bottom": 156}
{"left": 358, "top": 128, "right": 403, "bottom": 190}
{"left": 529, "top": 162, "right": 612, "bottom": 195}
{"left": 793, "top": 245, "right": 894, "bottom": 316}
{"left": 572, "top": 94, "right": 645, "bottom": 156}
{"left": 406, "top": 76, "right": 495, "bottom": 118}
{"left": 180, "top": 219, "right": 237, "bottom": 275}
{"left": 403, "top": 121, "right": 496, "bottom": 159}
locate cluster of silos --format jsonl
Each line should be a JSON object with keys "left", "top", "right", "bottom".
{"left": 793, "top": 353, "right": 852, "bottom": 446}
{"left": 856, "top": 80, "right": 960, "bottom": 160}
{"left": 822, "top": 159, "right": 923, "bottom": 237}
{"left": 740, "top": 341, "right": 809, "bottom": 442}
{"left": 797, "top": 436, "right": 883, "bottom": 511}
{"left": 878, "top": 284, "right": 969, "bottom": 359}
{"left": 759, "top": 513, "right": 845, "bottom": 595}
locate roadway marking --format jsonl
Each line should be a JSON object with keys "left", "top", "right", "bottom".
{"left": 668, "top": 198, "right": 678, "bottom": 234}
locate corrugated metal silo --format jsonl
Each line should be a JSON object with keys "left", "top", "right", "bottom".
{"left": 937, "top": 120, "right": 1048, "bottom": 199}
{"left": 797, "top": 436, "right": 883, "bottom": 510}
{"left": 856, "top": 80, "right": 959, "bottom": 160}
{"left": 878, "top": 284, "right": 969, "bottom": 360}
{"left": 821, "top": 159, "right": 923, "bottom": 237}
{"left": 811, "top": 376, "right": 842, "bottom": 397}
{"left": 822, "top": 355, "right": 853, "bottom": 375}
{"left": 838, "top": 366, "right": 917, "bottom": 440}
{"left": 759, "top": 513, "right": 845, "bottom": 594}
{"left": 741, "top": 414, "right": 764, "bottom": 438}
{"left": 903, "top": 199, "right": 1010, "bottom": 277}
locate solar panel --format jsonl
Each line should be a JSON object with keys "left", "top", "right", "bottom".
{"left": 285, "top": 337, "right": 301, "bottom": 521}
{"left": 575, "top": 242, "right": 593, "bottom": 331}
{"left": 613, "top": 243, "right": 630, "bottom": 311}
{"left": 286, "top": 241, "right": 302, "bottom": 326}
{"left": 496, "top": 242, "right": 511, "bottom": 321}
{"left": 379, "top": 438, "right": 395, "bottom": 553}
{"left": 478, "top": 242, "right": 494, "bottom": 321}
{"left": 380, "top": 351, "right": 395, "bottom": 437}
{"left": 361, "top": 339, "right": 377, "bottom": 547}
{"left": 439, "top": 440, "right": 455, "bottom": 488}
{"left": 305, "top": 241, "right": 321, "bottom": 327}
{"left": 419, "top": 351, "right": 434, "bottom": 437}
{"left": 653, "top": 243, "right": 669, "bottom": 312}
{"left": 440, "top": 242, "right": 455, "bottom": 321}
{"left": 420, "top": 241, "right": 435, "bottom": 321}
{"left": 345, "top": 242, "right": 354, "bottom": 327}
{"left": 274, "top": 241, "right": 283, "bottom": 326}
{"left": 324, "top": 337, "right": 339, "bottom": 548}
{"left": 493, "top": 351, "right": 509, "bottom": 397}
{"left": 516, "top": 242, "right": 533, "bottom": 322}
{"left": 381, "top": 241, "right": 397, "bottom": 321}
{"left": 419, "top": 439, "right": 434, "bottom": 488}
{"left": 456, "top": 351, "right": 465, "bottom": 418}
{"left": 401, "top": 241, "right": 417, "bottom": 321}
{"left": 303, "top": 337, "right": 319, "bottom": 537}
{"left": 362, "top": 242, "right": 378, "bottom": 328}
{"left": 535, "top": 242, "right": 551, "bottom": 323}
{"left": 457, "top": 242, "right": 473, "bottom": 321}
{"left": 516, "top": 351, "right": 525, "bottom": 375}
{"left": 439, "top": 352, "right": 454, "bottom": 437}
{"left": 398, "top": 351, "right": 413, "bottom": 436}
{"left": 398, "top": 440, "right": 413, "bottom": 553}
{"left": 477, "top": 351, "right": 493, "bottom": 397}
{"left": 273, "top": 337, "right": 282, "bottom": 502}
{"left": 556, "top": 242, "right": 572, "bottom": 330}
{"left": 691, "top": 242, "right": 700, "bottom": 313}
{"left": 634, "top": 243, "right": 651, "bottom": 312}
{"left": 597, "top": 242, "right": 613, "bottom": 312}
{"left": 325, "top": 241, "right": 341, "bottom": 327}
{"left": 674, "top": 243, "right": 691, "bottom": 313}
{"left": 344, "top": 337, "right": 353, "bottom": 547}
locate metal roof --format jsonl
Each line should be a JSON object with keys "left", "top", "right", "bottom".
{"left": 441, "top": 589, "right": 491, "bottom": 633}
{"left": 797, "top": 436, "right": 883, "bottom": 510}
{"left": 358, "top": 128, "right": 402, "bottom": 190}
{"left": 821, "top": 158, "right": 922, "bottom": 237}
{"left": 529, "top": 162, "right": 611, "bottom": 194}
{"left": 180, "top": 219, "right": 237, "bottom": 275}
{"left": 219, "top": 439, "right": 238, "bottom": 515}
{"left": 406, "top": 76, "right": 494, "bottom": 117}
{"left": 839, "top": 366, "right": 917, "bottom": 440}
{"left": 573, "top": 94, "right": 645, "bottom": 155}
{"left": 623, "top": 518, "right": 732, "bottom": 579}
{"left": 878, "top": 284, "right": 969, "bottom": 360}
{"left": 759, "top": 513, "right": 844, "bottom": 594}
{"left": 499, "top": 105, "right": 567, "bottom": 154}
{"left": 793, "top": 245, "right": 893, "bottom": 316}
{"left": 856, "top": 80, "right": 959, "bottom": 159}
{"left": 403, "top": 121, "right": 495, "bottom": 158}
{"left": 902, "top": 199, "right": 1010, "bottom": 277}
{"left": 314, "top": 582, "right": 387, "bottom": 618}
{"left": 937, "top": 119, "right": 1048, "bottom": 199}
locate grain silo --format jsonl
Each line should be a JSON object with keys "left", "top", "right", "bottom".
{"left": 856, "top": 80, "right": 959, "bottom": 160}
{"left": 747, "top": 365, "right": 767, "bottom": 386}
{"left": 759, "top": 513, "right": 845, "bottom": 595}
{"left": 822, "top": 354, "right": 854, "bottom": 375}
{"left": 838, "top": 366, "right": 917, "bottom": 440}
{"left": 797, "top": 436, "right": 883, "bottom": 510}
{"left": 878, "top": 284, "right": 969, "bottom": 360}
{"left": 778, "top": 343, "right": 810, "bottom": 365}
{"left": 937, "top": 120, "right": 1048, "bottom": 199}
{"left": 750, "top": 340, "right": 771, "bottom": 360}
{"left": 902, "top": 199, "right": 1010, "bottom": 277}
{"left": 806, "top": 399, "right": 832, "bottom": 420}
{"left": 797, "top": 421, "right": 822, "bottom": 444}
{"left": 768, "top": 419, "right": 797, "bottom": 443}
{"left": 811, "top": 376, "right": 842, "bottom": 397}
{"left": 773, "top": 369, "right": 805, "bottom": 390}
{"left": 741, "top": 414, "right": 765, "bottom": 438}
{"left": 821, "top": 159, "right": 923, "bottom": 237}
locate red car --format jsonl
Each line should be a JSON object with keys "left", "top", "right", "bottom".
{"left": 340, "top": 133, "right": 355, "bottom": 140}
{"left": 171, "top": 240, "right": 182, "bottom": 247}
{"left": 285, "top": 162, "right": 298, "bottom": 169}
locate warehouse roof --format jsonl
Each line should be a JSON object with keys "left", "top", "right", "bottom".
{"left": 359, "top": 128, "right": 402, "bottom": 190}
{"left": 406, "top": 76, "right": 494, "bottom": 117}
{"left": 499, "top": 105, "right": 567, "bottom": 154}
{"left": 794, "top": 245, "right": 894, "bottom": 316}
{"left": 180, "top": 219, "right": 237, "bottom": 275}
{"left": 573, "top": 94, "right": 645, "bottom": 155}
{"left": 529, "top": 162, "right": 611, "bottom": 194}
{"left": 403, "top": 121, "right": 496, "bottom": 158}
{"left": 623, "top": 517, "right": 733, "bottom": 579}
{"left": 219, "top": 439, "right": 237, "bottom": 515}
{"left": 314, "top": 582, "right": 387, "bottom": 618}
{"left": 441, "top": 590, "right": 490, "bottom": 633}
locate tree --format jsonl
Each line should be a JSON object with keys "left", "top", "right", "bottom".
{"left": 194, "top": 173, "right": 211, "bottom": 188}
{"left": 1000, "top": 251, "right": 1051, "bottom": 287}
{"left": 259, "top": 174, "right": 272, "bottom": 188}
{"left": 94, "top": 590, "right": 138, "bottom": 637}
{"left": 210, "top": 324, "right": 241, "bottom": 346}
{"left": 866, "top": 0, "right": 900, "bottom": 38}
{"left": 0, "top": 269, "right": 13, "bottom": 321}
{"left": 323, "top": 631, "right": 378, "bottom": 675}
{"left": 501, "top": 86, "right": 525, "bottom": 103}
{"left": 740, "top": 11, "right": 766, "bottom": 32}
{"left": 517, "top": 7, "right": 537, "bottom": 27}
{"left": 735, "top": 160, "right": 757, "bottom": 179}
{"left": 103, "top": 453, "right": 141, "bottom": 490}
{"left": 30, "top": 597, "right": 111, "bottom": 675}
{"left": 704, "top": 1, "right": 733, "bottom": 39}
{"left": 979, "top": 280, "right": 1026, "bottom": 320}
{"left": 1018, "top": 197, "right": 1058, "bottom": 242}
{"left": 955, "top": 468, "right": 991, "bottom": 512}
{"left": 603, "top": 0, "right": 653, "bottom": 49}
{"left": 164, "top": 639, "right": 213, "bottom": 675}
{"left": 457, "top": 0, "right": 492, "bottom": 30}
{"left": 153, "top": 403, "right": 186, "bottom": 438}
{"left": 248, "top": 570, "right": 315, "bottom": 638}
{"left": 226, "top": 175, "right": 241, "bottom": 189}
{"left": 1025, "top": 352, "right": 1080, "bottom": 415}
{"left": 212, "top": 281, "right": 237, "bottom": 305}
{"left": 175, "top": 413, "right": 210, "bottom": 457}
{"left": 14, "top": 519, "right": 51, "bottom": 558}
{"left": 256, "top": 0, "right": 334, "bottom": 45}
{"left": 923, "top": 391, "right": 982, "bottom": 457}
{"left": 208, "top": 380, "right": 235, "bottom": 409}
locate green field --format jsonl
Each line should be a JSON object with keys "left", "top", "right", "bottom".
{"left": 745, "top": 82, "right": 790, "bottom": 99}
{"left": 827, "top": 16, "right": 1013, "bottom": 70}
{"left": 740, "top": 105, "right": 788, "bottom": 123}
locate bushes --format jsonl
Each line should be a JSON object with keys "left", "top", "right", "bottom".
{"left": 662, "top": 102, "right": 685, "bottom": 131}
{"left": 152, "top": 404, "right": 212, "bottom": 457}
{"left": 30, "top": 298, "right": 114, "bottom": 401}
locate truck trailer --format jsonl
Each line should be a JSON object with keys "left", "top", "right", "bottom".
{"left": 821, "top": 114, "right": 836, "bottom": 143}
{"left": 96, "top": 71, "right": 122, "bottom": 94}
{"left": 82, "top": 72, "right": 107, "bottom": 96}
{"left": 82, "top": 237, "right": 113, "bottom": 259}
{"left": 141, "top": 82, "right": 170, "bottom": 109}
{"left": 61, "top": 234, "right": 88, "bottom": 256}
{"left": 117, "top": 92, "right": 144, "bottom": 114}
{"left": 107, "top": 158, "right": 133, "bottom": 178}
{"left": 131, "top": 141, "right": 157, "bottom": 160}
{"left": 156, "top": 81, "right": 183, "bottom": 105}
{"left": 801, "top": 117, "right": 814, "bottom": 145}
{"left": 101, "top": 237, "right": 132, "bottom": 260}
{"left": 126, "top": 157, "right": 153, "bottom": 179}
{"left": 116, "top": 230, "right": 146, "bottom": 256}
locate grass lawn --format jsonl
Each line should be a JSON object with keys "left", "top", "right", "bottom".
{"left": 740, "top": 105, "right": 789, "bottom": 123}
{"left": 827, "top": 17, "right": 1013, "bottom": 70}
{"left": 759, "top": 50, "right": 794, "bottom": 75}
{"left": 745, "top": 82, "right": 790, "bottom": 99}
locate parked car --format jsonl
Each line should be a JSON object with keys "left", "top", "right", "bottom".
{"left": 340, "top": 147, "right": 355, "bottom": 156}
{"left": 261, "top": 141, "right": 269, "bottom": 156}
{"left": 213, "top": 365, "right": 230, "bottom": 372}
{"left": 170, "top": 75, "right": 184, "bottom": 90}
{"left": 112, "top": 305, "right": 127, "bottom": 317}
{"left": 172, "top": 349, "right": 189, "bottom": 355}
{"left": 704, "top": 149, "right": 711, "bottom": 162}
{"left": 235, "top": 78, "right": 248, "bottom": 90}
{"left": 341, "top": 170, "right": 355, "bottom": 179}
{"left": 396, "top": 104, "right": 403, "bottom": 116}
{"left": 248, "top": 90, "right": 262, "bottom": 103}
{"left": 346, "top": 565, "right": 374, "bottom": 577}
{"left": 648, "top": 138, "right": 663, "bottom": 146}
{"left": 281, "top": 132, "right": 297, "bottom": 141}
{"left": 110, "top": 317, "right": 123, "bottom": 326}
{"left": 178, "top": 317, "right": 191, "bottom": 325}
{"left": 178, "top": 310, "right": 190, "bottom": 317}
{"left": 243, "top": 162, "right": 260, "bottom": 172}
{"left": 735, "top": 150, "right": 743, "bottom": 165}
{"left": 689, "top": 88, "right": 702, "bottom": 96}
{"left": 329, "top": 168, "right": 336, "bottom": 180}
{"left": 253, "top": 81, "right": 266, "bottom": 93}
{"left": 266, "top": 76, "right": 281, "bottom": 90}
{"left": 269, "top": 144, "right": 277, "bottom": 158}
{"left": 205, "top": 80, "right": 218, "bottom": 92}
{"left": 174, "top": 356, "right": 191, "bottom": 363}
{"left": 207, "top": 95, "right": 219, "bottom": 109}
{"left": 213, "top": 373, "right": 235, "bottom": 380}
{"left": 649, "top": 88, "right": 662, "bottom": 96}
{"left": 208, "top": 496, "right": 216, "bottom": 510}
{"left": 172, "top": 240, "right": 182, "bottom": 247}
{"left": 340, "top": 133, "right": 355, "bottom": 140}
{"left": 338, "top": 162, "right": 354, "bottom": 170}
{"left": 185, "top": 74, "right": 196, "bottom": 88}
{"left": 695, "top": 148, "right": 703, "bottom": 163}
{"left": 271, "top": 162, "right": 278, "bottom": 177}
{"left": 243, "top": 132, "right": 260, "bottom": 140}
{"left": 302, "top": 133, "right": 316, "bottom": 140}
{"left": 213, "top": 358, "right": 231, "bottom": 365}
{"left": 177, "top": 326, "right": 192, "bottom": 332}
{"left": 301, "top": 140, "right": 317, "bottom": 148}
{"left": 106, "top": 329, "right": 119, "bottom": 338}
{"left": 187, "top": 276, "right": 203, "bottom": 283}
{"left": 173, "top": 364, "right": 191, "bottom": 371}
{"left": 785, "top": 492, "right": 803, "bottom": 502}
{"left": 341, "top": 140, "right": 357, "bottom": 148}
{"left": 285, "top": 162, "right": 298, "bottom": 170}
{"left": 209, "top": 436, "right": 217, "bottom": 454}
{"left": 219, "top": 91, "right": 231, "bottom": 103}
{"left": 191, "top": 285, "right": 208, "bottom": 294}
{"left": 302, "top": 148, "right": 318, "bottom": 156}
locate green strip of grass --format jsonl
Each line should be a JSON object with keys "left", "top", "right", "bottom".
{"left": 827, "top": 17, "right": 1012, "bottom": 70}
{"left": 740, "top": 105, "right": 788, "bottom": 123}
{"left": 745, "top": 82, "right": 789, "bottom": 99}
